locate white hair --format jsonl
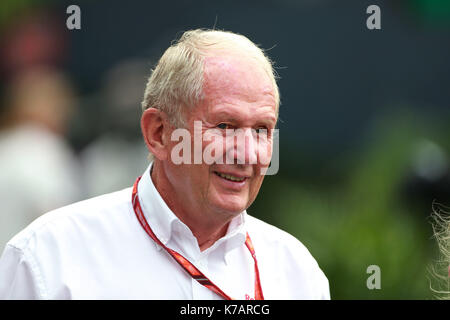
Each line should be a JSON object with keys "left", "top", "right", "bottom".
{"left": 141, "top": 29, "right": 280, "bottom": 127}
{"left": 429, "top": 203, "right": 450, "bottom": 300}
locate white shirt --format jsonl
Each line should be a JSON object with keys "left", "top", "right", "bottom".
{"left": 0, "top": 164, "right": 330, "bottom": 300}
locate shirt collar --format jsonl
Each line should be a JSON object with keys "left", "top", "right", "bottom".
{"left": 137, "top": 163, "right": 247, "bottom": 263}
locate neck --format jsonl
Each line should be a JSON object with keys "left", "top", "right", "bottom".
{"left": 193, "top": 222, "right": 230, "bottom": 251}
{"left": 151, "top": 161, "right": 233, "bottom": 251}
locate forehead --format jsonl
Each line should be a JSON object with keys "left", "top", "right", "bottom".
{"left": 200, "top": 54, "right": 277, "bottom": 119}
{"left": 203, "top": 54, "right": 274, "bottom": 98}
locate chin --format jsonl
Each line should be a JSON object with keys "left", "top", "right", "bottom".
{"left": 211, "top": 195, "right": 250, "bottom": 215}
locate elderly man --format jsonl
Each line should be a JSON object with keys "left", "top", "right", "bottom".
{"left": 0, "top": 29, "right": 330, "bottom": 299}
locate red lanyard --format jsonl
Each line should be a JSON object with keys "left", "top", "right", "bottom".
{"left": 131, "top": 176, "right": 264, "bottom": 300}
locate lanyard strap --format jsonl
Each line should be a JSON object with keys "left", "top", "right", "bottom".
{"left": 131, "top": 176, "right": 264, "bottom": 300}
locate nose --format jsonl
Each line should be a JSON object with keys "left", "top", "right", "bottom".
{"left": 231, "top": 128, "right": 258, "bottom": 165}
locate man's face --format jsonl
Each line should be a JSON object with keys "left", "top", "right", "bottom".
{"left": 164, "top": 54, "right": 277, "bottom": 219}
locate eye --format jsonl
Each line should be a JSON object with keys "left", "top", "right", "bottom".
{"left": 254, "top": 127, "right": 268, "bottom": 134}
{"left": 217, "top": 123, "right": 229, "bottom": 130}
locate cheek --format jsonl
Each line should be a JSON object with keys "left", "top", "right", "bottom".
{"left": 247, "top": 175, "right": 265, "bottom": 202}
{"left": 185, "top": 167, "right": 213, "bottom": 203}
{"left": 256, "top": 137, "right": 273, "bottom": 167}
{"left": 251, "top": 174, "right": 265, "bottom": 188}
{"left": 202, "top": 131, "right": 227, "bottom": 163}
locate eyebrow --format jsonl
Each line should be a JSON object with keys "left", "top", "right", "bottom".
{"left": 210, "top": 110, "right": 277, "bottom": 126}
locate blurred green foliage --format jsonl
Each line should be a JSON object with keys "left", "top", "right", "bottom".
{"left": 250, "top": 108, "right": 449, "bottom": 299}
{"left": 409, "top": 0, "right": 450, "bottom": 26}
{"left": 0, "top": 0, "right": 43, "bottom": 29}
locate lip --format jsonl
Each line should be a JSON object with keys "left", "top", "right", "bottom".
{"left": 213, "top": 170, "right": 251, "bottom": 179}
{"left": 212, "top": 170, "right": 250, "bottom": 190}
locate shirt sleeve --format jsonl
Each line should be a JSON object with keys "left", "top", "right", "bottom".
{"left": 0, "top": 244, "right": 44, "bottom": 299}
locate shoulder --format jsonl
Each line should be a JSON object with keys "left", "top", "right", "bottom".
{"left": 245, "top": 214, "right": 315, "bottom": 261}
{"left": 245, "top": 214, "right": 330, "bottom": 299}
{"left": 0, "top": 188, "right": 137, "bottom": 299}
{"left": 6, "top": 188, "right": 134, "bottom": 252}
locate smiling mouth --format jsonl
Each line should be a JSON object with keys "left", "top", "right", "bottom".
{"left": 214, "top": 171, "right": 247, "bottom": 182}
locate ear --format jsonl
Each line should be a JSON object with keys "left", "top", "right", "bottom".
{"left": 141, "top": 108, "right": 170, "bottom": 161}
